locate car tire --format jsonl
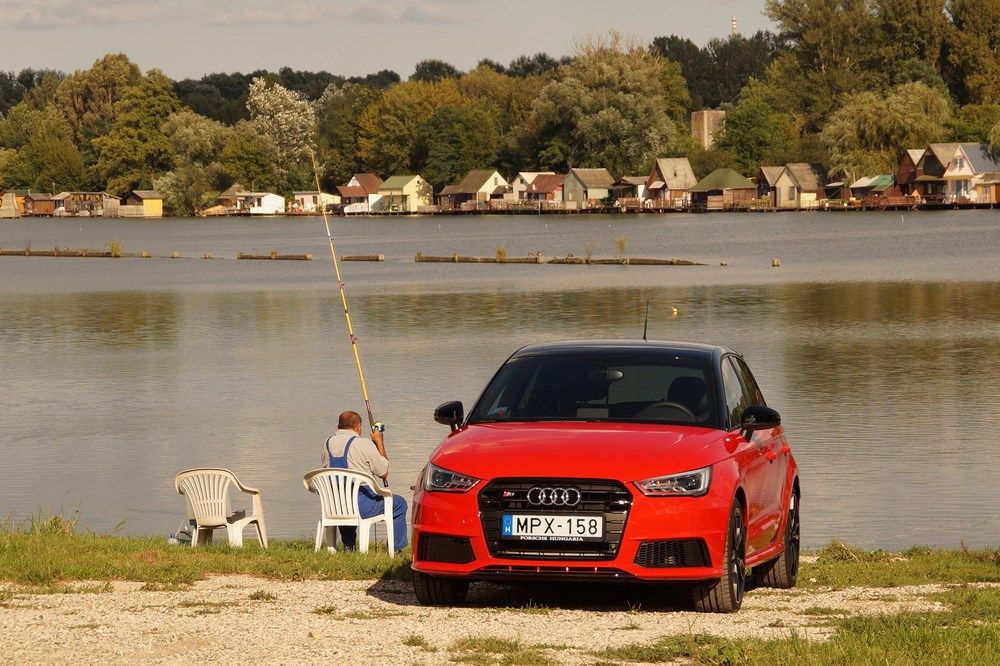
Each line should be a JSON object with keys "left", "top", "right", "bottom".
{"left": 412, "top": 571, "right": 470, "bottom": 606}
{"left": 691, "top": 500, "right": 746, "bottom": 613}
{"left": 751, "top": 487, "right": 800, "bottom": 589}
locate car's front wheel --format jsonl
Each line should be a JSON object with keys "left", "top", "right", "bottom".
{"left": 691, "top": 500, "right": 746, "bottom": 613}
{"left": 751, "top": 486, "right": 800, "bottom": 589}
{"left": 412, "top": 571, "right": 470, "bottom": 605}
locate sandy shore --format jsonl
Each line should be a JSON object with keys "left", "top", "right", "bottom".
{"left": 2, "top": 567, "right": 972, "bottom": 665}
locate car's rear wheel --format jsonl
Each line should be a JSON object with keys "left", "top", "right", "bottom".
{"left": 691, "top": 500, "right": 746, "bottom": 613}
{"left": 412, "top": 571, "right": 469, "bottom": 605}
{"left": 751, "top": 487, "right": 800, "bottom": 589}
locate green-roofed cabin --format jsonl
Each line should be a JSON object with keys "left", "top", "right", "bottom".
{"left": 376, "top": 175, "right": 433, "bottom": 213}
{"left": 690, "top": 168, "right": 756, "bottom": 210}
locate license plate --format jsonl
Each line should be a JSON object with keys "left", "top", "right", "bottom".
{"left": 501, "top": 514, "right": 604, "bottom": 541}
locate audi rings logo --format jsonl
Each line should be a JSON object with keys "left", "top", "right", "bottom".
{"left": 527, "top": 486, "right": 582, "bottom": 507}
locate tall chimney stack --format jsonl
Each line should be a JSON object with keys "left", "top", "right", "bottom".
{"left": 731, "top": 16, "right": 739, "bottom": 36}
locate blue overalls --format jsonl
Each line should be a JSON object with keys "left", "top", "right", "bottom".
{"left": 325, "top": 435, "right": 407, "bottom": 551}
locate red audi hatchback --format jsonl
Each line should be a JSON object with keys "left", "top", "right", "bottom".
{"left": 411, "top": 341, "right": 800, "bottom": 612}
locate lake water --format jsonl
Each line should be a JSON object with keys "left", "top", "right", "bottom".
{"left": 2, "top": 211, "right": 999, "bottom": 549}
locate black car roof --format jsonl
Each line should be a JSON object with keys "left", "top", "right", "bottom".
{"left": 510, "top": 339, "right": 731, "bottom": 361}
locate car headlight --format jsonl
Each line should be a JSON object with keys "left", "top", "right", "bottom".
{"left": 423, "top": 463, "right": 480, "bottom": 492}
{"left": 634, "top": 466, "right": 712, "bottom": 497}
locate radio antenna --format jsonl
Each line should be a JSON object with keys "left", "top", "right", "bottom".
{"left": 642, "top": 299, "right": 650, "bottom": 342}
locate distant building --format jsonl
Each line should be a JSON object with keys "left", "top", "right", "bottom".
{"left": 647, "top": 158, "right": 697, "bottom": 205}
{"left": 942, "top": 143, "right": 1000, "bottom": 203}
{"left": 0, "top": 191, "right": 20, "bottom": 218}
{"left": 913, "top": 143, "right": 960, "bottom": 198}
{"left": 24, "top": 193, "right": 55, "bottom": 217}
{"left": 690, "top": 168, "right": 755, "bottom": 210}
{"left": 773, "top": 163, "right": 828, "bottom": 209}
{"left": 292, "top": 191, "right": 339, "bottom": 213}
{"left": 121, "top": 190, "right": 164, "bottom": 217}
{"left": 609, "top": 176, "right": 648, "bottom": 202}
{"left": 237, "top": 192, "right": 285, "bottom": 215}
{"left": 450, "top": 170, "right": 508, "bottom": 207}
{"left": 53, "top": 192, "right": 120, "bottom": 216}
{"left": 524, "top": 173, "right": 564, "bottom": 202}
{"left": 849, "top": 175, "right": 896, "bottom": 199}
{"left": 756, "top": 166, "right": 784, "bottom": 206}
{"left": 376, "top": 175, "right": 432, "bottom": 213}
{"left": 691, "top": 109, "right": 726, "bottom": 149}
{"left": 336, "top": 173, "right": 383, "bottom": 214}
{"left": 895, "top": 149, "right": 926, "bottom": 195}
{"left": 563, "top": 168, "right": 615, "bottom": 208}
{"left": 510, "top": 172, "right": 554, "bottom": 200}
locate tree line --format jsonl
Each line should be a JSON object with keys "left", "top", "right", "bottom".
{"left": 2, "top": 0, "right": 1000, "bottom": 215}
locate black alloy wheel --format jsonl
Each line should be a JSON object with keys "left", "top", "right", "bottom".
{"left": 751, "top": 487, "right": 800, "bottom": 589}
{"left": 691, "top": 500, "right": 746, "bottom": 613}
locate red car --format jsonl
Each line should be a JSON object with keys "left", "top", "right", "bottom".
{"left": 411, "top": 341, "right": 800, "bottom": 612}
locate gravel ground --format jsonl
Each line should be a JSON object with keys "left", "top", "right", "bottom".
{"left": 0, "top": 573, "right": 960, "bottom": 665}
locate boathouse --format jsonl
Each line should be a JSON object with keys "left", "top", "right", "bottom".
{"left": 942, "top": 143, "right": 1000, "bottom": 203}
{"left": 336, "top": 173, "right": 383, "bottom": 214}
{"left": 647, "top": 158, "right": 697, "bottom": 207}
{"left": 292, "top": 191, "right": 339, "bottom": 213}
{"left": 563, "top": 168, "right": 615, "bottom": 208}
{"left": 121, "top": 190, "right": 164, "bottom": 217}
{"left": 510, "top": 172, "right": 554, "bottom": 200}
{"left": 524, "top": 173, "right": 564, "bottom": 202}
{"left": 690, "top": 168, "right": 756, "bottom": 210}
{"left": 774, "top": 163, "right": 828, "bottom": 209}
{"left": 24, "top": 193, "right": 55, "bottom": 216}
{"left": 376, "top": 175, "right": 432, "bottom": 213}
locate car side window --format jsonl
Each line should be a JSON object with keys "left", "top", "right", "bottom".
{"left": 721, "top": 357, "right": 749, "bottom": 429}
{"left": 732, "top": 357, "right": 765, "bottom": 406}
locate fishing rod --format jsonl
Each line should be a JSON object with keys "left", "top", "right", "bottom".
{"left": 309, "top": 150, "right": 383, "bottom": 434}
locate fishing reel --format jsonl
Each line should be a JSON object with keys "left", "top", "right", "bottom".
{"left": 372, "top": 421, "right": 386, "bottom": 433}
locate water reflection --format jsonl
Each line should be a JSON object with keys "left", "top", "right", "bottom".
{"left": 1, "top": 280, "right": 998, "bottom": 549}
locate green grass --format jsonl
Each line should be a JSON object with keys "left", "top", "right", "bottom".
{"left": 448, "top": 637, "right": 550, "bottom": 665}
{"left": 0, "top": 515, "right": 410, "bottom": 586}
{"left": 594, "top": 586, "right": 1000, "bottom": 665}
{"left": 403, "top": 634, "right": 436, "bottom": 651}
{"left": 798, "top": 541, "right": 1000, "bottom": 588}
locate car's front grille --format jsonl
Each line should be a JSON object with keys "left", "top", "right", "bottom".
{"left": 478, "top": 478, "right": 632, "bottom": 560}
{"left": 633, "top": 539, "right": 710, "bottom": 568}
{"left": 417, "top": 534, "right": 476, "bottom": 564}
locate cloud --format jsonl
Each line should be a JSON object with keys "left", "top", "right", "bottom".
{"left": 0, "top": 0, "right": 183, "bottom": 28}
{"left": 208, "top": 0, "right": 467, "bottom": 27}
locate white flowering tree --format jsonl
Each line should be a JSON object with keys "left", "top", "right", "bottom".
{"left": 246, "top": 77, "right": 317, "bottom": 186}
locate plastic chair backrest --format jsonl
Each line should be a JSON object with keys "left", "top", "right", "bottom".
{"left": 177, "top": 470, "right": 235, "bottom": 525}
{"left": 306, "top": 469, "right": 372, "bottom": 520}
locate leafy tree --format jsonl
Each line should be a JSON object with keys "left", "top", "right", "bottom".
{"left": 527, "top": 32, "right": 687, "bottom": 175}
{"left": 763, "top": 0, "right": 884, "bottom": 129}
{"left": 93, "top": 70, "right": 181, "bottom": 194}
{"left": 477, "top": 59, "right": 507, "bottom": 74}
{"left": 457, "top": 66, "right": 545, "bottom": 133}
{"left": 162, "top": 110, "right": 233, "bottom": 166}
{"left": 246, "top": 77, "right": 316, "bottom": 185}
{"left": 219, "top": 120, "right": 279, "bottom": 190}
{"left": 0, "top": 102, "right": 85, "bottom": 190}
{"left": 315, "top": 82, "right": 383, "bottom": 185}
{"left": 349, "top": 69, "right": 400, "bottom": 89}
{"left": 820, "top": 82, "right": 951, "bottom": 179}
{"left": 54, "top": 53, "right": 143, "bottom": 153}
{"left": 414, "top": 101, "right": 502, "bottom": 187}
{"left": 989, "top": 120, "right": 1000, "bottom": 154}
{"left": 716, "top": 93, "right": 798, "bottom": 173}
{"left": 652, "top": 31, "right": 781, "bottom": 109}
{"left": 945, "top": 0, "right": 1000, "bottom": 104}
{"left": 948, "top": 103, "right": 1000, "bottom": 142}
{"left": 411, "top": 60, "right": 462, "bottom": 82}
{"left": 507, "top": 53, "right": 564, "bottom": 78}
{"left": 356, "top": 79, "right": 464, "bottom": 174}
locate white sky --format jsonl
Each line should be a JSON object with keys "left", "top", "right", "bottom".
{"left": 0, "top": 1, "right": 771, "bottom": 79}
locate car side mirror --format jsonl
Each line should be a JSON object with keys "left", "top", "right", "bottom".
{"left": 434, "top": 400, "right": 464, "bottom": 431}
{"left": 740, "top": 405, "right": 781, "bottom": 431}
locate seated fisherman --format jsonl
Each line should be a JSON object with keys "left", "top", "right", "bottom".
{"left": 322, "top": 410, "right": 408, "bottom": 552}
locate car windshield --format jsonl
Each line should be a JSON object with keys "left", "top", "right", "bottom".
{"left": 468, "top": 353, "right": 719, "bottom": 428}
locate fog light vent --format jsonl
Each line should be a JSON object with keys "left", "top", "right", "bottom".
{"left": 633, "top": 539, "right": 709, "bottom": 568}
{"left": 417, "top": 534, "right": 475, "bottom": 564}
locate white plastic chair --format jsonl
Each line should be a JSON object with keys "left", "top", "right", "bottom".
{"left": 302, "top": 468, "right": 395, "bottom": 556}
{"left": 175, "top": 468, "right": 268, "bottom": 548}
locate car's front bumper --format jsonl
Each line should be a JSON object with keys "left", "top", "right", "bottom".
{"left": 411, "top": 481, "right": 732, "bottom": 582}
